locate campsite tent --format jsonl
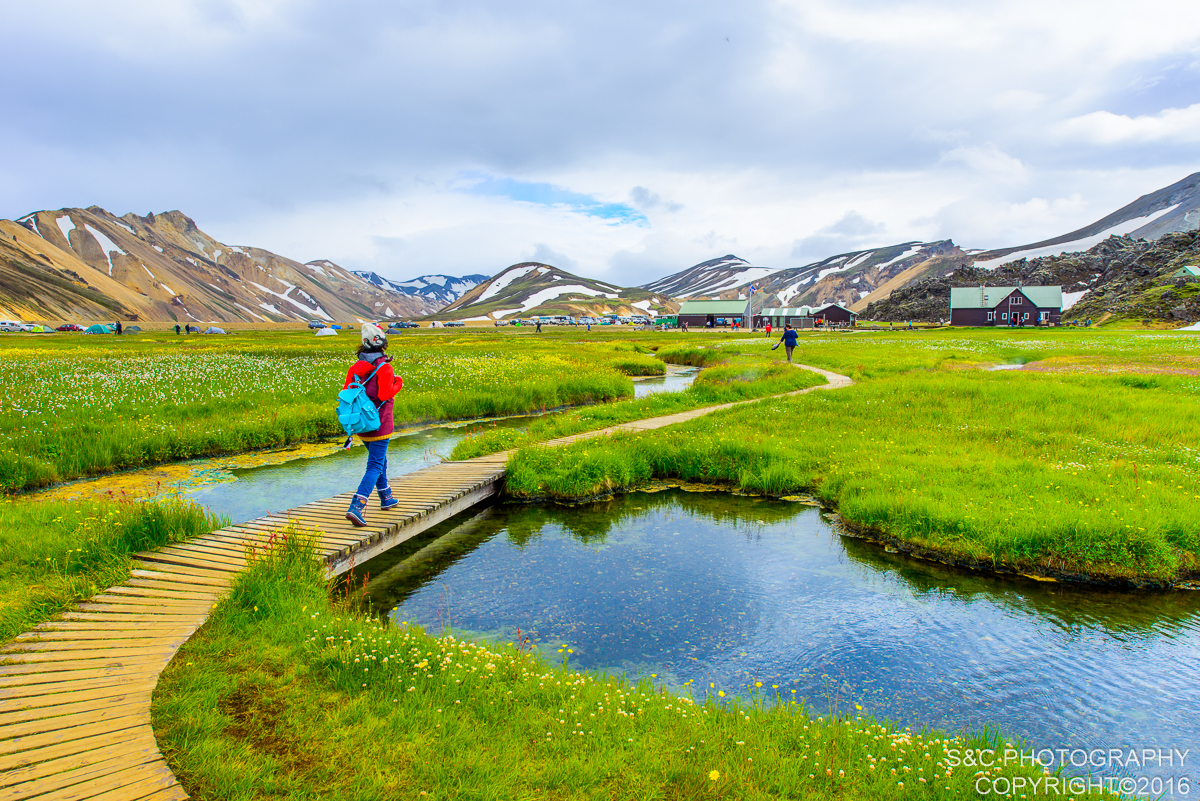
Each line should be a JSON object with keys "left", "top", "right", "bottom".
{"left": 84, "top": 324, "right": 112, "bottom": 334}
{"left": 331, "top": 325, "right": 343, "bottom": 330}
{"left": 124, "top": 325, "right": 142, "bottom": 334}
{"left": 27, "top": 325, "right": 54, "bottom": 333}
{"left": 204, "top": 326, "right": 227, "bottom": 334}
{"left": 315, "top": 327, "right": 337, "bottom": 337}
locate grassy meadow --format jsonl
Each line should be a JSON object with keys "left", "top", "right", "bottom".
{"left": 450, "top": 342, "right": 827, "bottom": 459}
{"left": 153, "top": 529, "right": 1062, "bottom": 801}
{"left": 0, "top": 331, "right": 662, "bottom": 492}
{"left": 501, "top": 328, "right": 1200, "bottom": 583}
{"left": 0, "top": 496, "right": 222, "bottom": 642}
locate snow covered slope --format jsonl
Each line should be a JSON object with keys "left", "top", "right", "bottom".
{"left": 435, "top": 262, "right": 675, "bottom": 320}
{"left": 3, "top": 207, "right": 432, "bottom": 323}
{"left": 351, "top": 270, "right": 488, "bottom": 308}
{"left": 971, "top": 171, "right": 1200, "bottom": 268}
{"left": 640, "top": 255, "right": 782, "bottom": 298}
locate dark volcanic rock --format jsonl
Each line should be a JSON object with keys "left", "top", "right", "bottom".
{"left": 863, "top": 231, "right": 1200, "bottom": 323}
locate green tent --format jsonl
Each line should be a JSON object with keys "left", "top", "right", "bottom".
{"left": 84, "top": 324, "right": 113, "bottom": 334}
{"left": 27, "top": 325, "right": 54, "bottom": 333}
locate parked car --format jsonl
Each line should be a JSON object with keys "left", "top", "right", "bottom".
{"left": 396, "top": 321, "right": 419, "bottom": 329}
{"left": 56, "top": 323, "right": 84, "bottom": 332}
{"left": 307, "top": 320, "right": 326, "bottom": 329}
{"left": 0, "top": 320, "right": 25, "bottom": 333}
{"left": 493, "top": 319, "right": 509, "bottom": 326}
{"left": 444, "top": 320, "right": 465, "bottom": 328}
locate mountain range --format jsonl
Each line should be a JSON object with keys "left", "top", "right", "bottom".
{"left": 1, "top": 171, "right": 1196, "bottom": 324}
{"left": 0, "top": 207, "right": 469, "bottom": 323}
{"left": 434, "top": 263, "right": 675, "bottom": 321}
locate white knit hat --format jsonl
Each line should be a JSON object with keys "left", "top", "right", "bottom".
{"left": 361, "top": 322, "right": 387, "bottom": 348}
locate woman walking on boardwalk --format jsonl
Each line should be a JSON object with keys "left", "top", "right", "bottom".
{"left": 344, "top": 323, "right": 404, "bottom": 526}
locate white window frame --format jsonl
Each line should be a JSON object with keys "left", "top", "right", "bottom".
{"left": 1001, "top": 312, "right": 1008, "bottom": 320}
{"left": 986, "top": 311, "right": 995, "bottom": 321}
{"left": 1023, "top": 312, "right": 1030, "bottom": 321}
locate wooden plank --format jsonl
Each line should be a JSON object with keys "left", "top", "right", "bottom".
{"left": 0, "top": 753, "right": 160, "bottom": 800}
{"left": 133, "top": 786, "right": 189, "bottom": 801}
{"left": 0, "top": 724, "right": 157, "bottom": 772}
{"left": 0, "top": 670, "right": 161, "bottom": 698}
{"left": 152, "top": 542, "right": 248, "bottom": 563}
{"left": 52, "top": 615, "right": 201, "bottom": 628}
{"left": 2, "top": 640, "right": 183, "bottom": 655}
{"left": 0, "top": 707, "right": 147, "bottom": 741}
{"left": 65, "top": 763, "right": 181, "bottom": 801}
{"left": 122, "top": 578, "right": 227, "bottom": 595}
{"left": 0, "top": 691, "right": 153, "bottom": 728}
{"left": 97, "top": 586, "right": 219, "bottom": 603}
{"left": 74, "top": 601, "right": 211, "bottom": 616}
{"left": 15, "top": 624, "right": 192, "bottom": 638}
{"left": 0, "top": 734, "right": 159, "bottom": 791}
{"left": 0, "top": 652, "right": 174, "bottom": 676}
{"left": 0, "top": 713, "right": 146, "bottom": 757}
{"left": 134, "top": 555, "right": 241, "bottom": 575}
{"left": 128, "top": 569, "right": 229, "bottom": 588}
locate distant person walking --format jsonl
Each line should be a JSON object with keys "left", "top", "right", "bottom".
{"left": 115, "top": 321, "right": 123, "bottom": 335}
{"left": 777, "top": 324, "right": 799, "bottom": 363}
{"left": 344, "top": 323, "right": 404, "bottom": 527}
{"left": 535, "top": 320, "right": 542, "bottom": 333}
{"left": 174, "top": 324, "right": 181, "bottom": 335}
{"left": 765, "top": 322, "right": 772, "bottom": 338}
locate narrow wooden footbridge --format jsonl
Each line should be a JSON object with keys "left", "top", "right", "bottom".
{"left": 0, "top": 365, "right": 851, "bottom": 800}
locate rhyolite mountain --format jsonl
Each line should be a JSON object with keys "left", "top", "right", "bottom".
{"left": 968, "top": 171, "right": 1200, "bottom": 268}
{"left": 434, "top": 262, "right": 676, "bottom": 320}
{"left": 352, "top": 270, "right": 488, "bottom": 308}
{"left": 863, "top": 172, "right": 1200, "bottom": 323}
{"left": 0, "top": 207, "right": 457, "bottom": 323}
{"left": 647, "top": 242, "right": 968, "bottom": 312}
{"left": 640, "top": 255, "right": 781, "bottom": 298}
{"left": 864, "top": 231, "right": 1200, "bottom": 324}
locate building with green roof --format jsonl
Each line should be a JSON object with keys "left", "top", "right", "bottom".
{"left": 677, "top": 299, "right": 750, "bottom": 328}
{"left": 949, "top": 286, "right": 1062, "bottom": 326}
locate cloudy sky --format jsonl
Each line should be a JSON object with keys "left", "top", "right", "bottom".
{"left": 3, "top": 0, "right": 1198, "bottom": 285}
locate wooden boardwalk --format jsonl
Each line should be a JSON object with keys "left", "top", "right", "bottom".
{"left": 0, "top": 364, "right": 850, "bottom": 799}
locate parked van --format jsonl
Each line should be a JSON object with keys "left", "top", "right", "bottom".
{"left": 0, "top": 320, "right": 25, "bottom": 333}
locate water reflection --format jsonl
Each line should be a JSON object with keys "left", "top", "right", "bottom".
{"left": 357, "top": 490, "right": 1200, "bottom": 766}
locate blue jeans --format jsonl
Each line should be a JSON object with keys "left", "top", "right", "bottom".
{"left": 354, "top": 439, "right": 390, "bottom": 499}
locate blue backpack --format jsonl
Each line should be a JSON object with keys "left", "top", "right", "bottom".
{"left": 337, "top": 361, "right": 385, "bottom": 445}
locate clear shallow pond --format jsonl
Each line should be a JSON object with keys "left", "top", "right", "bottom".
{"left": 632, "top": 366, "right": 698, "bottom": 398}
{"left": 356, "top": 490, "right": 1200, "bottom": 770}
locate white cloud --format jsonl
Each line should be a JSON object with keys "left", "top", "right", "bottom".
{"left": 1057, "top": 103, "right": 1200, "bottom": 144}
{"left": 2, "top": 0, "right": 1199, "bottom": 286}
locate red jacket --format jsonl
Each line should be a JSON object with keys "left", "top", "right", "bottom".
{"left": 343, "top": 357, "right": 403, "bottom": 440}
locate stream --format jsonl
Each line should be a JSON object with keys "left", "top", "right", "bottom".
{"left": 353, "top": 490, "right": 1200, "bottom": 783}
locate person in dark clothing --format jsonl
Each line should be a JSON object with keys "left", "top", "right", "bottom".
{"left": 175, "top": 324, "right": 181, "bottom": 335}
{"left": 344, "top": 323, "right": 404, "bottom": 527}
{"left": 115, "top": 321, "right": 123, "bottom": 335}
{"left": 535, "top": 320, "right": 542, "bottom": 333}
{"left": 778, "top": 324, "right": 799, "bottom": 363}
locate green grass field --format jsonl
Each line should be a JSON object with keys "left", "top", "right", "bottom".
{"left": 0, "top": 496, "right": 222, "bottom": 642}
{"left": 502, "top": 328, "right": 1200, "bottom": 583}
{"left": 0, "top": 331, "right": 662, "bottom": 492}
{"left": 153, "top": 530, "right": 1063, "bottom": 800}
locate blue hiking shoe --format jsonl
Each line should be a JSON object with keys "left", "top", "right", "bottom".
{"left": 379, "top": 486, "right": 399, "bottom": 510}
{"left": 346, "top": 494, "right": 369, "bottom": 527}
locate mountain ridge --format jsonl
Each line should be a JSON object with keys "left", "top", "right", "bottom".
{"left": 434, "top": 262, "right": 675, "bottom": 320}
{"left": 0, "top": 207, "right": 453, "bottom": 322}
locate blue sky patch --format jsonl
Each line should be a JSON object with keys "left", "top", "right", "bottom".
{"left": 457, "top": 173, "right": 648, "bottom": 226}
